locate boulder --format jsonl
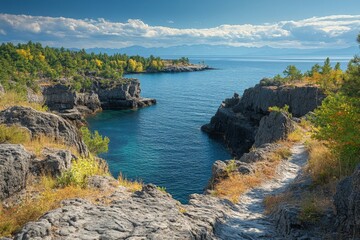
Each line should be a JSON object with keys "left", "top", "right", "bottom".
{"left": 30, "top": 148, "right": 72, "bottom": 177}
{"left": 254, "top": 111, "right": 295, "bottom": 148}
{"left": 0, "top": 106, "right": 88, "bottom": 155}
{"left": 26, "top": 88, "right": 44, "bottom": 104}
{"left": 240, "top": 143, "right": 280, "bottom": 163}
{"left": 334, "top": 165, "right": 360, "bottom": 237}
{"left": 0, "top": 144, "right": 33, "bottom": 200}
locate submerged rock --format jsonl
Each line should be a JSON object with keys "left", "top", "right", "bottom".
{"left": 0, "top": 106, "right": 88, "bottom": 155}
{"left": 0, "top": 144, "right": 33, "bottom": 200}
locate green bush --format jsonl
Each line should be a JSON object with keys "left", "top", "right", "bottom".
{"left": 80, "top": 126, "right": 110, "bottom": 155}
{"left": 311, "top": 94, "right": 360, "bottom": 175}
{"left": 57, "top": 157, "right": 108, "bottom": 187}
{"left": 268, "top": 104, "right": 292, "bottom": 117}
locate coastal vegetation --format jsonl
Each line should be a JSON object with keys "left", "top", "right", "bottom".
{"left": 0, "top": 41, "right": 191, "bottom": 94}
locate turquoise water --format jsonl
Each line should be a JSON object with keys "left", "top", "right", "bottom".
{"left": 87, "top": 56, "right": 351, "bottom": 203}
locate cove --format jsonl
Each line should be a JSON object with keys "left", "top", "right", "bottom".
{"left": 87, "top": 56, "right": 350, "bottom": 203}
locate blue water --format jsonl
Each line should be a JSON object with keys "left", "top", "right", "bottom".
{"left": 87, "top": 56, "right": 351, "bottom": 203}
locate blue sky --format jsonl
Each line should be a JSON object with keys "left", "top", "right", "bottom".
{"left": 0, "top": 0, "right": 360, "bottom": 48}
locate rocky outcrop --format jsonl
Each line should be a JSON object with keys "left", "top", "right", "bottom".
{"left": 254, "top": 111, "right": 295, "bottom": 147}
{"left": 0, "top": 144, "right": 33, "bottom": 200}
{"left": 43, "top": 84, "right": 102, "bottom": 116}
{"left": 30, "top": 148, "right": 72, "bottom": 177}
{"left": 95, "top": 79, "right": 156, "bottom": 110}
{"left": 0, "top": 106, "right": 88, "bottom": 155}
{"left": 13, "top": 183, "right": 233, "bottom": 240}
{"left": 42, "top": 78, "right": 156, "bottom": 119}
{"left": 207, "top": 159, "right": 253, "bottom": 189}
{"left": 161, "top": 64, "right": 211, "bottom": 73}
{"left": 240, "top": 82, "right": 326, "bottom": 118}
{"left": 202, "top": 82, "right": 324, "bottom": 158}
{"left": 201, "top": 93, "right": 256, "bottom": 158}
{"left": 334, "top": 164, "right": 360, "bottom": 237}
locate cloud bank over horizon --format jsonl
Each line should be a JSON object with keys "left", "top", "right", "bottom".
{"left": 0, "top": 13, "right": 359, "bottom": 49}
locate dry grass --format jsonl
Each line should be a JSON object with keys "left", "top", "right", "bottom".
{"left": 118, "top": 174, "right": 143, "bottom": 192}
{"left": 0, "top": 176, "right": 104, "bottom": 237}
{"left": 0, "top": 124, "right": 31, "bottom": 144}
{"left": 288, "top": 127, "right": 304, "bottom": 142}
{"left": 0, "top": 124, "right": 79, "bottom": 157}
{"left": 264, "top": 192, "right": 294, "bottom": 214}
{"left": 0, "top": 91, "right": 47, "bottom": 112}
{"left": 214, "top": 143, "right": 293, "bottom": 203}
{"left": 23, "top": 135, "right": 80, "bottom": 157}
{"left": 306, "top": 140, "right": 340, "bottom": 184}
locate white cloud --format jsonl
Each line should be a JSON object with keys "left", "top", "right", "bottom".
{"left": 0, "top": 13, "right": 359, "bottom": 48}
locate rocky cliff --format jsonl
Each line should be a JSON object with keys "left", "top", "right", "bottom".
{"left": 202, "top": 81, "right": 325, "bottom": 158}
{"left": 42, "top": 78, "right": 156, "bottom": 122}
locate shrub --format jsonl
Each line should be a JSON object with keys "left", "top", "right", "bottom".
{"left": 311, "top": 94, "right": 360, "bottom": 175}
{"left": 268, "top": 104, "right": 292, "bottom": 118}
{"left": 80, "top": 126, "right": 110, "bottom": 155}
{"left": 57, "top": 157, "right": 108, "bottom": 187}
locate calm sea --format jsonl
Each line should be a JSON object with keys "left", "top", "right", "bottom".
{"left": 87, "top": 56, "right": 351, "bottom": 203}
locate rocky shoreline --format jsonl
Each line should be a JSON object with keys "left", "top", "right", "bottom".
{"left": 1, "top": 78, "right": 359, "bottom": 239}
{"left": 42, "top": 78, "right": 156, "bottom": 125}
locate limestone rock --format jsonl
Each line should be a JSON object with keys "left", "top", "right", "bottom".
{"left": 0, "top": 106, "right": 88, "bottom": 155}
{"left": 334, "top": 165, "right": 360, "bottom": 237}
{"left": 96, "top": 79, "right": 156, "bottom": 110}
{"left": 240, "top": 143, "right": 280, "bottom": 163}
{"left": 42, "top": 79, "right": 156, "bottom": 115}
{"left": 30, "top": 148, "right": 72, "bottom": 177}
{"left": 241, "top": 83, "right": 326, "bottom": 118}
{"left": 43, "top": 84, "right": 102, "bottom": 115}
{"left": 14, "top": 184, "right": 227, "bottom": 240}
{"left": 254, "top": 111, "right": 295, "bottom": 148}
{"left": 0, "top": 144, "right": 33, "bottom": 200}
{"left": 202, "top": 82, "right": 324, "bottom": 159}
{"left": 26, "top": 88, "right": 44, "bottom": 104}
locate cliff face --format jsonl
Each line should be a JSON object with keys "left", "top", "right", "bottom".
{"left": 202, "top": 82, "right": 325, "bottom": 158}
{"left": 42, "top": 78, "right": 156, "bottom": 120}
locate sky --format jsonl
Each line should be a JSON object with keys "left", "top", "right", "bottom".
{"left": 0, "top": 0, "right": 360, "bottom": 49}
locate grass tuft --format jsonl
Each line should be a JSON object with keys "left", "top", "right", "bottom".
{"left": 0, "top": 91, "right": 47, "bottom": 112}
{"left": 117, "top": 174, "right": 143, "bottom": 192}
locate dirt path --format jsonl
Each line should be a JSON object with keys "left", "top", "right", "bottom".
{"left": 214, "top": 143, "right": 309, "bottom": 240}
